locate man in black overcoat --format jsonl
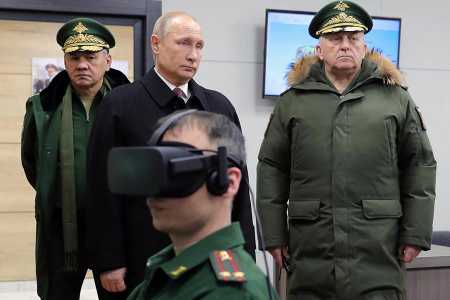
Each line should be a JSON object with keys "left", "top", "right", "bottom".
{"left": 86, "top": 11, "right": 256, "bottom": 299}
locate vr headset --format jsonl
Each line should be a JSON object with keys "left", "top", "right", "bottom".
{"left": 107, "top": 110, "right": 240, "bottom": 197}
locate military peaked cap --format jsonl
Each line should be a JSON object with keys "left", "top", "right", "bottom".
{"left": 309, "top": 1, "right": 373, "bottom": 38}
{"left": 57, "top": 18, "right": 115, "bottom": 53}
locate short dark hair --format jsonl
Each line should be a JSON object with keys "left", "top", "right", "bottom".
{"left": 163, "top": 111, "right": 246, "bottom": 165}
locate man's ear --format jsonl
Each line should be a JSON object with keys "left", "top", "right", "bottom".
{"left": 63, "top": 54, "right": 69, "bottom": 69}
{"left": 151, "top": 34, "right": 160, "bottom": 54}
{"left": 315, "top": 44, "right": 323, "bottom": 60}
{"left": 223, "top": 167, "right": 242, "bottom": 199}
{"left": 105, "top": 52, "right": 112, "bottom": 71}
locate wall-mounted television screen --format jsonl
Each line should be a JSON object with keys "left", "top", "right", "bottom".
{"left": 263, "top": 9, "right": 401, "bottom": 98}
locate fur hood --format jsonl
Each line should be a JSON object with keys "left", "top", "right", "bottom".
{"left": 287, "top": 50, "right": 405, "bottom": 87}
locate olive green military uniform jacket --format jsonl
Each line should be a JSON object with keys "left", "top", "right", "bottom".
{"left": 21, "top": 69, "right": 129, "bottom": 297}
{"left": 257, "top": 52, "right": 436, "bottom": 300}
{"left": 127, "top": 223, "right": 279, "bottom": 300}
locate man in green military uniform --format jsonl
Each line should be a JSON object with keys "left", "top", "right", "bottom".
{"left": 257, "top": 1, "right": 436, "bottom": 299}
{"left": 126, "top": 111, "right": 279, "bottom": 299}
{"left": 21, "top": 18, "right": 129, "bottom": 300}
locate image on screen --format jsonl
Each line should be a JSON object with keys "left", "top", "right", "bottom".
{"left": 263, "top": 9, "right": 401, "bottom": 97}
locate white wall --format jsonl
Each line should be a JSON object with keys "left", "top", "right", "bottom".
{"left": 163, "top": 0, "right": 450, "bottom": 241}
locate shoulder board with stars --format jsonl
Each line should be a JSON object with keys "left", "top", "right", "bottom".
{"left": 209, "top": 250, "right": 247, "bottom": 283}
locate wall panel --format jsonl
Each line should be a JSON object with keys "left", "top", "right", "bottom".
{"left": 0, "top": 212, "right": 35, "bottom": 281}
{"left": 0, "top": 144, "right": 34, "bottom": 213}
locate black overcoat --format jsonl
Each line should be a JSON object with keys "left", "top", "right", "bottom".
{"left": 87, "top": 68, "right": 255, "bottom": 292}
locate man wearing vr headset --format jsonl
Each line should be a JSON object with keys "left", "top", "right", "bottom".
{"left": 114, "top": 110, "right": 278, "bottom": 300}
{"left": 87, "top": 11, "right": 255, "bottom": 299}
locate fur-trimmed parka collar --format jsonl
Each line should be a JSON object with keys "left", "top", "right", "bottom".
{"left": 287, "top": 51, "right": 405, "bottom": 87}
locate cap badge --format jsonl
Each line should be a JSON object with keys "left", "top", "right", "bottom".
{"left": 63, "top": 21, "right": 109, "bottom": 53}
{"left": 73, "top": 22, "right": 88, "bottom": 34}
{"left": 334, "top": 1, "right": 350, "bottom": 12}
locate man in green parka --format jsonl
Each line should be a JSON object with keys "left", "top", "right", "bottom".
{"left": 257, "top": 1, "right": 436, "bottom": 299}
{"left": 21, "top": 18, "right": 129, "bottom": 299}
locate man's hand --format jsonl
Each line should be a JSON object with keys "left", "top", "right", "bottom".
{"left": 399, "top": 244, "right": 421, "bottom": 263}
{"left": 100, "top": 267, "right": 127, "bottom": 292}
{"left": 268, "top": 246, "right": 288, "bottom": 270}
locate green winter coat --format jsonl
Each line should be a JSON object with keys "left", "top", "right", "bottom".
{"left": 21, "top": 69, "right": 129, "bottom": 297}
{"left": 127, "top": 223, "right": 279, "bottom": 300}
{"left": 257, "top": 52, "right": 436, "bottom": 300}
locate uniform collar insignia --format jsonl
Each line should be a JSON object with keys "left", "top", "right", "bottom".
{"left": 169, "top": 265, "right": 188, "bottom": 278}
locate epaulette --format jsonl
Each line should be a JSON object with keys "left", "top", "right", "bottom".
{"left": 209, "top": 250, "right": 247, "bottom": 283}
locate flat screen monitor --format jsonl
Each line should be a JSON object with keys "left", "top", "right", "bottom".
{"left": 263, "top": 9, "right": 401, "bottom": 98}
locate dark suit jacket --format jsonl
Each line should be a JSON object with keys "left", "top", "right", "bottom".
{"left": 87, "top": 68, "right": 255, "bottom": 292}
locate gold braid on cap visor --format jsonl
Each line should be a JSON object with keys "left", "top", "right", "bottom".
{"left": 316, "top": 12, "right": 368, "bottom": 36}
{"left": 62, "top": 33, "right": 110, "bottom": 53}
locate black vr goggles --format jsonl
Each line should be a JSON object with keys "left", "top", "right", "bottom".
{"left": 107, "top": 110, "right": 241, "bottom": 198}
